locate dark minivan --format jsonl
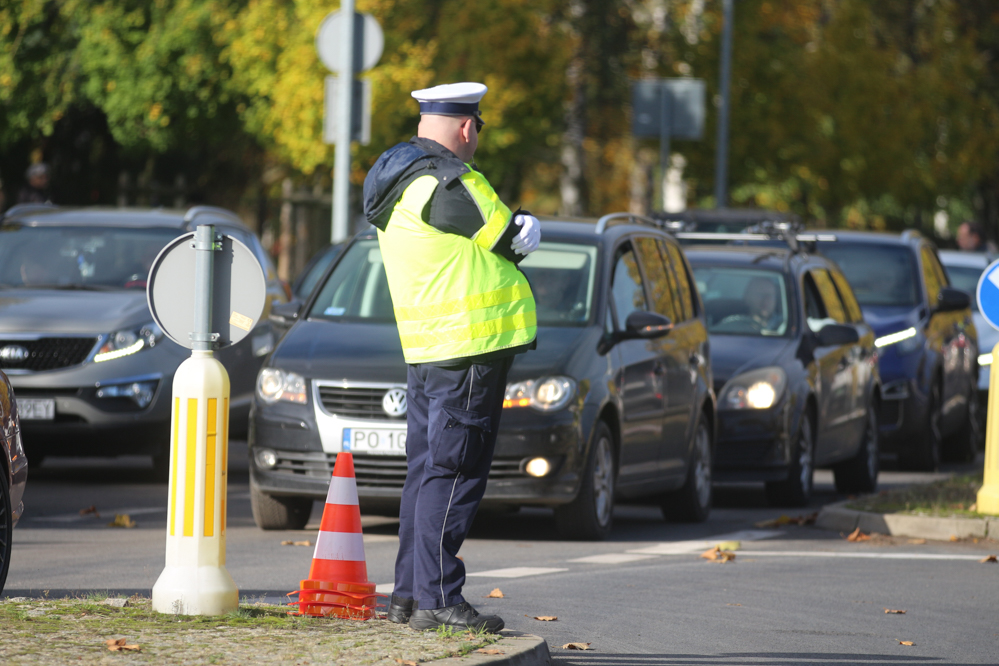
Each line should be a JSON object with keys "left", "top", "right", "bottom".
{"left": 250, "top": 213, "right": 716, "bottom": 539}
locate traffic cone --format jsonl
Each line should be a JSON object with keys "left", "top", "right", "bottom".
{"left": 289, "top": 453, "right": 379, "bottom": 619}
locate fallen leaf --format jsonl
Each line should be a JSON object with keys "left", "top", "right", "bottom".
{"left": 899, "top": 640, "right": 915, "bottom": 646}
{"left": 486, "top": 588, "right": 504, "bottom": 598}
{"left": 715, "top": 540, "right": 741, "bottom": 552}
{"left": 107, "top": 514, "right": 136, "bottom": 528}
{"left": 969, "top": 502, "right": 978, "bottom": 512}
{"left": 562, "top": 643, "right": 593, "bottom": 650}
{"left": 105, "top": 638, "right": 140, "bottom": 652}
{"left": 475, "top": 649, "right": 504, "bottom": 655}
{"left": 532, "top": 616, "right": 558, "bottom": 621}
{"left": 884, "top": 609, "right": 907, "bottom": 614}
{"left": 700, "top": 546, "right": 736, "bottom": 562}
{"left": 980, "top": 555, "right": 998, "bottom": 563}
{"left": 908, "top": 538, "right": 927, "bottom": 545}
{"left": 456, "top": 556, "right": 464, "bottom": 561}
{"left": 394, "top": 659, "right": 417, "bottom": 666}
{"left": 845, "top": 528, "right": 871, "bottom": 542}
{"left": 753, "top": 512, "right": 817, "bottom": 528}
{"left": 725, "top": 603, "right": 742, "bottom": 607}
{"left": 280, "top": 540, "right": 312, "bottom": 546}
{"left": 949, "top": 535, "right": 959, "bottom": 542}
{"left": 79, "top": 505, "right": 100, "bottom": 517}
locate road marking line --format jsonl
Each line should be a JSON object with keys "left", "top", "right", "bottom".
{"left": 569, "top": 553, "right": 659, "bottom": 564}
{"left": 627, "top": 529, "right": 784, "bottom": 555}
{"left": 739, "top": 550, "right": 987, "bottom": 561}
{"left": 31, "top": 507, "right": 167, "bottom": 523}
{"left": 466, "top": 567, "right": 568, "bottom": 578}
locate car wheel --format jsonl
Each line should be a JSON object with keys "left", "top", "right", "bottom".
{"left": 0, "top": 470, "right": 12, "bottom": 594}
{"left": 765, "top": 413, "right": 814, "bottom": 507}
{"left": 661, "top": 412, "right": 712, "bottom": 523}
{"left": 901, "top": 382, "right": 942, "bottom": 472}
{"left": 942, "top": 389, "right": 981, "bottom": 463}
{"left": 554, "top": 421, "right": 615, "bottom": 541}
{"left": 250, "top": 480, "right": 313, "bottom": 530}
{"left": 834, "top": 403, "right": 880, "bottom": 494}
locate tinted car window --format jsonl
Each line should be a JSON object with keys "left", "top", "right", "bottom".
{"left": 818, "top": 243, "right": 920, "bottom": 306}
{"left": 309, "top": 239, "right": 394, "bottom": 321}
{"left": 811, "top": 269, "right": 847, "bottom": 323}
{"left": 634, "top": 237, "right": 678, "bottom": 321}
{"left": 944, "top": 264, "right": 983, "bottom": 311}
{"left": 803, "top": 273, "right": 835, "bottom": 332}
{"left": 662, "top": 240, "right": 695, "bottom": 320}
{"left": 610, "top": 245, "right": 647, "bottom": 329}
{"left": 830, "top": 269, "right": 864, "bottom": 323}
{"left": 519, "top": 242, "right": 598, "bottom": 326}
{"left": 692, "top": 266, "right": 789, "bottom": 336}
{"left": 0, "top": 225, "right": 181, "bottom": 289}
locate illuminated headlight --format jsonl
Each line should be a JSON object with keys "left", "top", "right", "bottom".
{"left": 254, "top": 448, "right": 278, "bottom": 469}
{"left": 94, "top": 322, "right": 163, "bottom": 363}
{"left": 721, "top": 366, "right": 787, "bottom": 410}
{"left": 95, "top": 380, "right": 158, "bottom": 408}
{"left": 874, "top": 327, "right": 920, "bottom": 354}
{"left": 524, "top": 457, "right": 552, "bottom": 477}
{"left": 980, "top": 353, "right": 993, "bottom": 367}
{"left": 257, "top": 368, "right": 307, "bottom": 404}
{"left": 503, "top": 376, "right": 576, "bottom": 412}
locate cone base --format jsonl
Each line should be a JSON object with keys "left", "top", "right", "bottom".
{"left": 296, "top": 578, "right": 378, "bottom": 619}
{"left": 152, "top": 565, "right": 238, "bottom": 615}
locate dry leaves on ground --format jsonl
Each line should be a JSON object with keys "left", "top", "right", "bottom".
{"left": 79, "top": 505, "right": 100, "bottom": 517}
{"left": 845, "top": 528, "right": 871, "bottom": 542}
{"left": 107, "top": 514, "right": 136, "bottom": 528}
{"left": 486, "top": 588, "right": 504, "bottom": 598}
{"left": 475, "top": 649, "right": 504, "bottom": 655}
{"left": 105, "top": 638, "right": 140, "bottom": 652}
{"left": 908, "top": 538, "right": 927, "bottom": 545}
{"left": 979, "top": 554, "right": 998, "bottom": 563}
{"left": 394, "top": 659, "right": 417, "bottom": 666}
{"left": 884, "top": 609, "right": 907, "bottom": 614}
{"left": 700, "top": 546, "right": 736, "bottom": 562}
{"left": 949, "top": 535, "right": 959, "bottom": 542}
{"left": 531, "top": 615, "right": 558, "bottom": 621}
{"left": 899, "top": 641, "right": 915, "bottom": 646}
{"left": 280, "top": 540, "right": 312, "bottom": 546}
{"left": 715, "top": 540, "right": 741, "bottom": 551}
{"left": 754, "top": 512, "right": 818, "bottom": 528}
{"left": 562, "top": 643, "right": 593, "bottom": 650}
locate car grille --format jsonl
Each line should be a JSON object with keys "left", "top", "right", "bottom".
{"left": 0, "top": 337, "right": 97, "bottom": 371}
{"left": 270, "top": 452, "right": 526, "bottom": 487}
{"left": 317, "top": 385, "right": 404, "bottom": 420}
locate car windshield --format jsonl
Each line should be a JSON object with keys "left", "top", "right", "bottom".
{"left": 817, "top": 242, "right": 920, "bottom": 307}
{"left": 692, "top": 266, "right": 790, "bottom": 337}
{"left": 0, "top": 225, "right": 182, "bottom": 290}
{"left": 309, "top": 239, "right": 598, "bottom": 326}
{"left": 943, "top": 264, "right": 984, "bottom": 311}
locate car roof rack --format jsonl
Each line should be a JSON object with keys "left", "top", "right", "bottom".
{"left": 674, "top": 225, "right": 837, "bottom": 253}
{"left": 183, "top": 205, "right": 244, "bottom": 226}
{"left": 594, "top": 212, "right": 660, "bottom": 235}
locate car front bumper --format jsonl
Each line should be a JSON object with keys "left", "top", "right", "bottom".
{"left": 712, "top": 401, "right": 793, "bottom": 482}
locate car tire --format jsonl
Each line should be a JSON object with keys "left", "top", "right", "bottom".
{"left": 901, "top": 383, "right": 942, "bottom": 472}
{"left": 942, "top": 389, "right": 981, "bottom": 463}
{"left": 0, "top": 470, "right": 12, "bottom": 594}
{"left": 833, "top": 403, "right": 880, "bottom": 494}
{"left": 765, "top": 413, "right": 814, "bottom": 507}
{"left": 554, "top": 421, "right": 615, "bottom": 541}
{"left": 250, "top": 480, "right": 313, "bottom": 530}
{"left": 661, "top": 412, "right": 712, "bottom": 523}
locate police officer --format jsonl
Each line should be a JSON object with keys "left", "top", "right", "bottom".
{"left": 362, "top": 82, "right": 540, "bottom": 633}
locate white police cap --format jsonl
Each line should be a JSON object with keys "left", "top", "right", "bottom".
{"left": 411, "top": 82, "right": 487, "bottom": 120}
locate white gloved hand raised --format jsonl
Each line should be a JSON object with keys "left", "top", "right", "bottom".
{"left": 511, "top": 214, "right": 541, "bottom": 255}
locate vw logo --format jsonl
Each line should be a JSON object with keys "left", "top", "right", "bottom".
{"left": 0, "top": 345, "right": 29, "bottom": 364}
{"left": 382, "top": 388, "right": 408, "bottom": 417}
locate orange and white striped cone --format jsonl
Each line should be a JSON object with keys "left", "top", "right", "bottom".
{"left": 289, "top": 453, "right": 380, "bottom": 619}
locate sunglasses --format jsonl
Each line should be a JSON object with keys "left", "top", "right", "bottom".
{"left": 469, "top": 116, "right": 484, "bottom": 133}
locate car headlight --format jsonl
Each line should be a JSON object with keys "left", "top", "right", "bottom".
{"left": 503, "top": 376, "right": 576, "bottom": 412}
{"left": 874, "top": 327, "right": 920, "bottom": 355}
{"left": 720, "top": 366, "right": 787, "bottom": 410}
{"left": 979, "top": 353, "right": 993, "bottom": 367}
{"left": 94, "top": 322, "right": 163, "bottom": 363}
{"left": 257, "top": 368, "right": 307, "bottom": 404}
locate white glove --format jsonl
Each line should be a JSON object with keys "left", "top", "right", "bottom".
{"left": 511, "top": 214, "right": 540, "bottom": 255}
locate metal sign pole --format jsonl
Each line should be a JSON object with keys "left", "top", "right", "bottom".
{"left": 332, "top": 0, "right": 356, "bottom": 243}
{"left": 714, "top": 0, "right": 734, "bottom": 209}
{"left": 659, "top": 85, "right": 672, "bottom": 212}
{"left": 192, "top": 225, "right": 218, "bottom": 352}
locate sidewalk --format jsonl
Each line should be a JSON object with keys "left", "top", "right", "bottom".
{"left": 816, "top": 499, "right": 996, "bottom": 540}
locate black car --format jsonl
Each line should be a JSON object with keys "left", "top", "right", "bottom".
{"left": 814, "top": 231, "right": 978, "bottom": 469}
{"left": 250, "top": 213, "right": 715, "bottom": 539}
{"left": 658, "top": 208, "right": 800, "bottom": 235}
{"left": 0, "top": 204, "right": 286, "bottom": 473}
{"left": 1, "top": 367, "right": 27, "bottom": 594}
{"left": 683, "top": 239, "right": 881, "bottom": 504}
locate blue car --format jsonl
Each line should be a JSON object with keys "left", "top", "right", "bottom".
{"left": 816, "top": 231, "right": 978, "bottom": 469}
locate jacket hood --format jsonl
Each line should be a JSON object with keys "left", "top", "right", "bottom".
{"left": 0, "top": 289, "right": 152, "bottom": 334}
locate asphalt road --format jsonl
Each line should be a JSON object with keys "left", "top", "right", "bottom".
{"left": 6, "top": 443, "right": 997, "bottom": 665}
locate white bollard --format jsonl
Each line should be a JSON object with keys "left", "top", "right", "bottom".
{"left": 152, "top": 351, "right": 238, "bottom": 615}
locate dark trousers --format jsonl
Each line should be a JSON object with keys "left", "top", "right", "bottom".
{"left": 393, "top": 356, "right": 512, "bottom": 610}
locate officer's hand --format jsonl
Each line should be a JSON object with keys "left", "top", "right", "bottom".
{"left": 511, "top": 214, "right": 541, "bottom": 255}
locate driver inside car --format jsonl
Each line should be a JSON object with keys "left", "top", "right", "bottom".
{"left": 743, "top": 275, "right": 783, "bottom": 332}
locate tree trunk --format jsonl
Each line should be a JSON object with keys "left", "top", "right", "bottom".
{"left": 560, "top": 3, "right": 588, "bottom": 217}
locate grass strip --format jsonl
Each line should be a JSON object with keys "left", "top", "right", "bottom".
{"left": 847, "top": 474, "right": 985, "bottom": 517}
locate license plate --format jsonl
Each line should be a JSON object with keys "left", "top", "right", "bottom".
{"left": 19, "top": 398, "right": 55, "bottom": 421}
{"left": 342, "top": 428, "right": 406, "bottom": 455}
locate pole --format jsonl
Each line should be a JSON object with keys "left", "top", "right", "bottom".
{"left": 659, "top": 85, "right": 672, "bottom": 212}
{"left": 192, "top": 225, "right": 216, "bottom": 352}
{"left": 978, "top": 341, "right": 999, "bottom": 513}
{"left": 714, "top": 0, "right": 734, "bottom": 209}
{"left": 332, "top": 0, "right": 356, "bottom": 243}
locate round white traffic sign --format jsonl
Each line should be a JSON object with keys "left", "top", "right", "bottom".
{"left": 976, "top": 258, "right": 999, "bottom": 331}
{"left": 316, "top": 10, "right": 384, "bottom": 74}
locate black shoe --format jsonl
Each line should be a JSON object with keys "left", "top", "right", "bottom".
{"left": 386, "top": 595, "right": 416, "bottom": 624}
{"left": 408, "top": 601, "right": 504, "bottom": 633}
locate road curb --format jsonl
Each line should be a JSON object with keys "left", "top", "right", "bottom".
{"left": 816, "top": 499, "right": 995, "bottom": 540}
{"left": 429, "top": 631, "right": 551, "bottom": 666}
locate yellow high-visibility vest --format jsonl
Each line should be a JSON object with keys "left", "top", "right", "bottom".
{"left": 378, "top": 170, "right": 537, "bottom": 364}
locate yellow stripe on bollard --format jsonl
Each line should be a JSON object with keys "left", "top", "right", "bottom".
{"left": 184, "top": 398, "right": 198, "bottom": 537}
{"left": 204, "top": 398, "right": 217, "bottom": 537}
{"left": 221, "top": 398, "right": 229, "bottom": 535}
{"left": 169, "top": 397, "right": 180, "bottom": 536}
{"left": 979, "top": 341, "right": 999, "bottom": 514}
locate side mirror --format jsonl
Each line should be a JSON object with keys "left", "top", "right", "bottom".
{"left": 624, "top": 310, "right": 674, "bottom": 339}
{"left": 937, "top": 287, "right": 971, "bottom": 313}
{"left": 269, "top": 300, "right": 303, "bottom": 326}
{"left": 816, "top": 323, "right": 860, "bottom": 347}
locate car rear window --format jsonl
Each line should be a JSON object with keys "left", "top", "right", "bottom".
{"left": 308, "top": 239, "right": 394, "bottom": 321}
{"left": 692, "top": 266, "right": 789, "bottom": 337}
{"left": 817, "top": 242, "right": 920, "bottom": 307}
